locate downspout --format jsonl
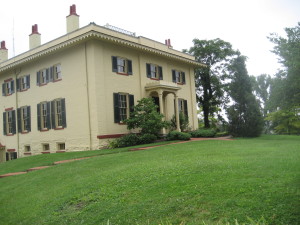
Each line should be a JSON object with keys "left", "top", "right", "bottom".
{"left": 14, "top": 68, "right": 21, "bottom": 157}
{"left": 84, "top": 43, "right": 92, "bottom": 150}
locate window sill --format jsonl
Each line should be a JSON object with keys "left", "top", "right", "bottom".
{"left": 40, "top": 129, "right": 49, "bottom": 132}
{"left": 7, "top": 149, "right": 16, "bottom": 152}
{"left": 54, "top": 127, "right": 64, "bottom": 130}
{"left": 21, "top": 131, "right": 29, "bottom": 134}
{"left": 150, "top": 78, "right": 160, "bottom": 81}
{"left": 6, "top": 134, "right": 14, "bottom": 136}
{"left": 118, "top": 122, "right": 127, "bottom": 125}
{"left": 176, "top": 82, "right": 185, "bottom": 85}
{"left": 24, "top": 152, "right": 32, "bottom": 155}
{"left": 19, "top": 88, "right": 29, "bottom": 92}
{"left": 41, "top": 151, "right": 51, "bottom": 154}
{"left": 116, "top": 72, "right": 129, "bottom": 76}
{"left": 53, "top": 79, "right": 62, "bottom": 83}
{"left": 38, "top": 83, "right": 47, "bottom": 87}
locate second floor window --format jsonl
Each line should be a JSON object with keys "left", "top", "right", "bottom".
{"left": 37, "top": 69, "right": 49, "bottom": 86}
{"left": 146, "top": 63, "right": 163, "bottom": 80}
{"left": 172, "top": 70, "right": 186, "bottom": 84}
{"left": 17, "top": 75, "right": 30, "bottom": 91}
{"left": 2, "top": 79, "right": 14, "bottom": 96}
{"left": 52, "top": 64, "right": 62, "bottom": 81}
{"left": 112, "top": 56, "right": 132, "bottom": 75}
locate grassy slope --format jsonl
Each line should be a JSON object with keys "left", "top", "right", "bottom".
{"left": 0, "top": 135, "right": 299, "bottom": 225}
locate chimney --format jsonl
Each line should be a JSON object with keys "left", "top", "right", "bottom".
{"left": 165, "top": 39, "right": 172, "bottom": 48}
{"left": 0, "top": 41, "right": 8, "bottom": 63}
{"left": 29, "top": 24, "right": 41, "bottom": 49}
{"left": 66, "top": 4, "right": 79, "bottom": 33}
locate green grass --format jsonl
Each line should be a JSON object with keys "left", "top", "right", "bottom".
{"left": 0, "top": 135, "right": 299, "bottom": 225}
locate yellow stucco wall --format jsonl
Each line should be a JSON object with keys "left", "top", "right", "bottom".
{"left": 0, "top": 23, "right": 202, "bottom": 159}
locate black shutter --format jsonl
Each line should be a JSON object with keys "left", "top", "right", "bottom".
{"left": 36, "top": 71, "right": 40, "bottom": 86}
{"left": 11, "top": 80, "right": 15, "bottom": 94}
{"left": 129, "top": 95, "right": 134, "bottom": 114}
{"left": 12, "top": 110, "right": 16, "bottom": 134}
{"left": 2, "top": 83, "right": 5, "bottom": 96}
{"left": 127, "top": 60, "right": 132, "bottom": 75}
{"left": 172, "top": 70, "right": 176, "bottom": 83}
{"left": 49, "top": 67, "right": 54, "bottom": 82}
{"left": 50, "top": 101, "right": 55, "bottom": 129}
{"left": 37, "top": 103, "right": 41, "bottom": 131}
{"left": 6, "top": 152, "right": 9, "bottom": 161}
{"left": 182, "top": 72, "right": 186, "bottom": 84}
{"left": 113, "top": 93, "right": 120, "bottom": 123}
{"left": 184, "top": 100, "right": 188, "bottom": 118}
{"left": 159, "top": 66, "right": 163, "bottom": 80}
{"left": 61, "top": 99, "right": 67, "bottom": 128}
{"left": 27, "top": 106, "right": 31, "bottom": 132}
{"left": 16, "top": 78, "right": 20, "bottom": 91}
{"left": 112, "top": 56, "right": 118, "bottom": 72}
{"left": 26, "top": 75, "right": 30, "bottom": 89}
{"left": 17, "top": 108, "right": 21, "bottom": 133}
{"left": 46, "top": 69, "right": 50, "bottom": 83}
{"left": 12, "top": 152, "right": 18, "bottom": 160}
{"left": 3, "top": 112, "right": 7, "bottom": 135}
{"left": 146, "top": 63, "right": 151, "bottom": 78}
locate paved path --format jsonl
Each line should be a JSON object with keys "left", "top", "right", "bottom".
{"left": 0, "top": 136, "right": 233, "bottom": 179}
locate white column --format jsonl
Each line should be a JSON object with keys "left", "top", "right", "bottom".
{"left": 158, "top": 90, "right": 166, "bottom": 134}
{"left": 174, "top": 94, "right": 181, "bottom": 132}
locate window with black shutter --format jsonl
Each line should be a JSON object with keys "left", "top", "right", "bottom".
{"left": 3, "top": 109, "right": 16, "bottom": 135}
{"left": 146, "top": 63, "right": 163, "bottom": 80}
{"left": 172, "top": 70, "right": 186, "bottom": 84}
{"left": 112, "top": 56, "right": 133, "bottom": 75}
{"left": 113, "top": 93, "right": 134, "bottom": 123}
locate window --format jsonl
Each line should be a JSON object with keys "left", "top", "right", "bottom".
{"left": 146, "top": 63, "right": 163, "bottom": 80}
{"left": 113, "top": 93, "right": 134, "bottom": 123}
{"left": 178, "top": 99, "right": 188, "bottom": 118}
{"left": 37, "top": 69, "right": 49, "bottom": 86}
{"left": 17, "top": 75, "right": 30, "bottom": 91}
{"left": 37, "top": 99, "right": 66, "bottom": 131}
{"left": 2, "top": 79, "right": 14, "bottom": 96}
{"left": 52, "top": 98, "right": 66, "bottom": 129}
{"left": 17, "top": 106, "right": 31, "bottom": 133}
{"left": 57, "top": 143, "right": 65, "bottom": 150}
{"left": 172, "top": 70, "right": 186, "bottom": 84}
{"left": 24, "top": 145, "right": 31, "bottom": 152}
{"left": 42, "top": 144, "right": 50, "bottom": 151}
{"left": 3, "top": 109, "right": 16, "bottom": 135}
{"left": 52, "top": 64, "right": 62, "bottom": 81}
{"left": 112, "top": 56, "right": 132, "bottom": 75}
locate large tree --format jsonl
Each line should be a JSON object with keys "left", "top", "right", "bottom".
{"left": 187, "top": 38, "right": 237, "bottom": 128}
{"left": 227, "top": 55, "right": 264, "bottom": 137}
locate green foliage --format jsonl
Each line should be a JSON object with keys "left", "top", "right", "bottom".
{"left": 170, "top": 112, "right": 189, "bottom": 132}
{"left": 109, "top": 133, "right": 158, "bottom": 148}
{"left": 187, "top": 38, "right": 238, "bottom": 128}
{"left": 124, "top": 98, "right": 170, "bottom": 136}
{"left": 190, "top": 128, "right": 217, "bottom": 138}
{"left": 166, "top": 131, "right": 191, "bottom": 141}
{"left": 265, "top": 107, "right": 300, "bottom": 134}
{"left": 227, "top": 55, "right": 264, "bottom": 137}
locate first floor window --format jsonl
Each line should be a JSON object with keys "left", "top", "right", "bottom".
{"left": 146, "top": 63, "right": 163, "bottom": 80}
{"left": 172, "top": 70, "right": 186, "bottom": 84}
{"left": 3, "top": 109, "right": 16, "bottom": 135}
{"left": 112, "top": 56, "right": 133, "bottom": 75}
{"left": 178, "top": 99, "right": 188, "bottom": 118}
{"left": 2, "top": 79, "right": 14, "bottom": 96}
{"left": 17, "top": 106, "right": 31, "bottom": 133}
{"left": 113, "top": 93, "right": 134, "bottom": 123}
{"left": 37, "top": 99, "right": 66, "bottom": 131}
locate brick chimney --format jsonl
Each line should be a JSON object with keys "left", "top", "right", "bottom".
{"left": 0, "top": 41, "right": 8, "bottom": 63}
{"left": 165, "top": 39, "right": 172, "bottom": 48}
{"left": 66, "top": 4, "right": 79, "bottom": 33}
{"left": 29, "top": 24, "right": 41, "bottom": 49}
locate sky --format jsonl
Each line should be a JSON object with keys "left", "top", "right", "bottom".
{"left": 0, "top": 0, "right": 299, "bottom": 76}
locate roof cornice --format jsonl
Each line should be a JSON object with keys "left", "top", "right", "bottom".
{"left": 0, "top": 24, "right": 205, "bottom": 73}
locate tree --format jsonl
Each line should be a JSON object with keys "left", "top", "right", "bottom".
{"left": 124, "top": 98, "right": 170, "bottom": 136}
{"left": 227, "top": 55, "right": 264, "bottom": 137}
{"left": 187, "top": 38, "right": 238, "bottom": 128}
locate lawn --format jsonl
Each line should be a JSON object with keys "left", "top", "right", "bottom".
{"left": 0, "top": 135, "right": 299, "bottom": 225}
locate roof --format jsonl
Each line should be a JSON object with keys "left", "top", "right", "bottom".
{"left": 0, "top": 23, "right": 205, "bottom": 73}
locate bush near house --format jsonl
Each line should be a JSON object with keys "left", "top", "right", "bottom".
{"left": 109, "top": 133, "right": 158, "bottom": 148}
{"left": 166, "top": 131, "right": 191, "bottom": 141}
{"left": 190, "top": 128, "right": 217, "bottom": 138}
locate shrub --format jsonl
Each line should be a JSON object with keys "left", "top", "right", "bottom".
{"left": 170, "top": 112, "right": 189, "bottom": 132}
{"left": 166, "top": 131, "right": 191, "bottom": 141}
{"left": 138, "top": 133, "right": 157, "bottom": 144}
{"left": 190, "top": 128, "right": 217, "bottom": 138}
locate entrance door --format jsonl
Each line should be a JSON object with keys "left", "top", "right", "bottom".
{"left": 152, "top": 97, "right": 160, "bottom": 113}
